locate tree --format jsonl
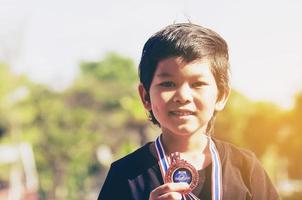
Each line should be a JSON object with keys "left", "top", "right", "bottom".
{"left": 76, "top": 52, "right": 149, "bottom": 147}
{"left": 242, "top": 102, "right": 283, "bottom": 157}
{"left": 278, "top": 92, "right": 302, "bottom": 179}
{"left": 17, "top": 52, "right": 150, "bottom": 199}
{"left": 215, "top": 90, "right": 253, "bottom": 146}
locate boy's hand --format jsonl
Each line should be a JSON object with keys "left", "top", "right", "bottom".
{"left": 149, "top": 182, "right": 189, "bottom": 200}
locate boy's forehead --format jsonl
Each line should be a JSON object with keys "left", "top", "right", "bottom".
{"left": 155, "top": 57, "right": 211, "bottom": 77}
{"left": 157, "top": 56, "right": 209, "bottom": 68}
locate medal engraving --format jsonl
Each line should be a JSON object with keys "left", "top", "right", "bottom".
{"left": 165, "top": 152, "right": 199, "bottom": 194}
{"left": 173, "top": 167, "right": 192, "bottom": 183}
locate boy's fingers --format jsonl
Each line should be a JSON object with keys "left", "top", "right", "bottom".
{"left": 157, "top": 192, "right": 183, "bottom": 200}
{"left": 152, "top": 182, "right": 189, "bottom": 196}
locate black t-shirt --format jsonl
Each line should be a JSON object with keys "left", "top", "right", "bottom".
{"left": 192, "top": 164, "right": 212, "bottom": 199}
{"left": 98, "top": 138, "right": 280, "bottom": 200}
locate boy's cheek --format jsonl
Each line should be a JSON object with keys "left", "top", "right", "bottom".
{"left": 160, "top": 91, "right": 175, "bottom": 101}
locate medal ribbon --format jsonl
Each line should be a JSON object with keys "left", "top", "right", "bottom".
{"left": 155, "top": 135, "right": 223, "bottom": 200}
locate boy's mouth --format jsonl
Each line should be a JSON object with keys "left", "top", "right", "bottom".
{"left": 169, "top": 110, "right": 195, "bottom": 116}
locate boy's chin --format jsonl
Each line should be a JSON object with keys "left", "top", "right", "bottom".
{"left": 174, "top": 129, "right": 196, "bottom": 137}
{"left": 172, "top": 126, "right": 205, "bottom": 137}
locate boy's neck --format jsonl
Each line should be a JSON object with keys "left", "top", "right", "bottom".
{"left": 161, "top": 131, "right": 209, "bottom": 155}
{"left": 159, "top": 131, "right": 211, "bottom": 170}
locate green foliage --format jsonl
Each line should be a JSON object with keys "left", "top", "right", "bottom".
{"left": 0, "top": 53, "right": 147, "bottom": 199}
{"left": 216, "top": 90, "right": 286, "bottom": 157}
{"left": 27, "top": 53, "right": 146, "bottom": 199}
{"left": 16, "top": 85, "right": 100, "bottom": 198}
{"left": 278, "top": 92, "right": 302, "bottom": 178}
{"left": 80, "top": 52, "right": 137, "bottom": 84}
{"left": 215, "top": 90, "right": 253, "bottom": 145}
{"left": 0, "top": 63, "right": 28, "bottom": 140}
{"left": 242, "top": 101, "right": 283, "bottom": 157}
{"left": 1, "top": 53, "right": 302, "bottom": 199}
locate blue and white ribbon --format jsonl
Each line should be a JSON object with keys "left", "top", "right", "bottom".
{"left": 155, "top": 134, "right": 223, "bottom": 200}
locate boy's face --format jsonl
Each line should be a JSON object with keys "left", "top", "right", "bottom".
{"left": 139, "top": 56, "right": 228, "bottom": 137}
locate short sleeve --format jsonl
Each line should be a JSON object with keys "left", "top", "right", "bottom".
{"left": 249, "top": 156, "right": 280, "bottom": 200}
{"left": 97, "top": 164, "right": 132, "bottom": 200}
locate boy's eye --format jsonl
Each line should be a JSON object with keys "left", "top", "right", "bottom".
{"left": 159, "top": 81, "right": 175, "bottom": 87}
{"left": 191, "top": 81, "right": 207, "bottom": 88}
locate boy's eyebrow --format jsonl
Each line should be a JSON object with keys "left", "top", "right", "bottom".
{"left": 157, "top": 72, "right": 205, "bottom": 79}
{"left": 156, "top": 72, "right": 173, "bottom": 77}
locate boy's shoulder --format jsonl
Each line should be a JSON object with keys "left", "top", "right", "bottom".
{"left": 109, "top": 142, "right": 157, "bottom": 178}
{"left": 212, "top": 137, "right": 259, "bottom": 168}
{"left": 212, "top": 139, "right": 280, "bottom": 199}
{"left": 113, "top": 142, "right": 153, "bottom": 165}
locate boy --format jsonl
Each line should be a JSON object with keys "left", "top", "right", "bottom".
{"left": 98, "top": 23, "right": 280, "bottom": 200}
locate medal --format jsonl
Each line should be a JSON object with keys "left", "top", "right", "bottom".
{"left": 155, "top": 135, "right": 223, "bottom": 200}
{"left": 165, "top": 152, "right": 199, "bottom": 194}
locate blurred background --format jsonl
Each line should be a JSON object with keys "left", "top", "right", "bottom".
{"left": 0, "top": 0, "right": 302, "bottom": 199}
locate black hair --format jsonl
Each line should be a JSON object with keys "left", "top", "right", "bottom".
{"left": 138, "top": 23, "right": 230, "bottom": 134}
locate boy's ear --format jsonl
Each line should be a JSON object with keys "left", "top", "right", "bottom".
{"left": 138, "top": 84, "right": 151, "bottom": 111}
{"left": 215, "top": 87, "right": 231, "bottom": 111}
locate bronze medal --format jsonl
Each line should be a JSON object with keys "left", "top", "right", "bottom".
{"left": 164, "top": 152, "right": 199, "bottom": 194}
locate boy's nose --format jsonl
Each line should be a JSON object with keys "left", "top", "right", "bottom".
{"left": 173, "top": 84, "right": 193, "bottom": 104}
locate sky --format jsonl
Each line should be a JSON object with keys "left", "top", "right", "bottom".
{"left": 1, "top": 0, "right": 302, "bottom": 109}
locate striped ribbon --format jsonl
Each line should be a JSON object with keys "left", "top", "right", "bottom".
{"left": 155, "top": 135, "right": 223, "bottom": 200}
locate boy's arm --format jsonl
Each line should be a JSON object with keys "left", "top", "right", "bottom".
{"left": 98, "top": 164, "right": 132, "bottom": 200}
{"left": 249, "top": 157, "right": 280, "bottom": 200}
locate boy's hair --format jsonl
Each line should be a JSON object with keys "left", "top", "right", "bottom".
{"left": 138, "top": 23, "right": 230, "bottom": 135}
